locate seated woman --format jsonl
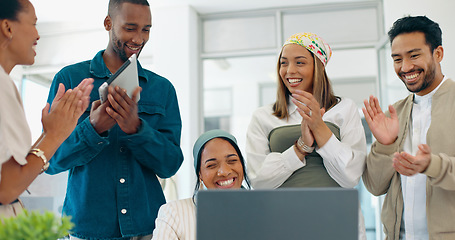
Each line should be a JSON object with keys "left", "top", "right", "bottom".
{"left": 152, "top": 129, "right": 250, "bottom": 240}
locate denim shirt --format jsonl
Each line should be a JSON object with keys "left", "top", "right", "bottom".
{"left": 46, "top": 50, "right": 183, "bottom": 239}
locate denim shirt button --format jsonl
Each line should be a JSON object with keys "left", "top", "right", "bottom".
{"left": 120, "top": 147, "right": 125, "bottom": 152}
{"left": 121, "top": 209, "right": 127, "bottom": 214}
{"left": 119, "top": 178, "right": 126, "bottom": 184}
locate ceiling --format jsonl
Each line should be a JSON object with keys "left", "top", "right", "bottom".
{"left": 31, "top": 0, "right": 368, "bottom": 23}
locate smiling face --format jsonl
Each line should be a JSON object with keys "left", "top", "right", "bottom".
{"left": 2, "top": 0, "right": 40, "bottom": 72}
{"left": 105, "top": 2, "right": 151, "bottom": 62}
{"left": 391, "top": 32, "right": 443, "bottom": 96}
{"left": 279, "top": 43, "right": 315, "bottom": 94}
{"left": 199, "top": 138, "right": 244, "bottom": 189}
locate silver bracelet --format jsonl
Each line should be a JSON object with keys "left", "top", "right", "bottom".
{"left": 297, "top": 137, "right": 315, "bottom": 153}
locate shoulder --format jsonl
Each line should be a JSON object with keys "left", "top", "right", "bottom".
{"left": 57, "top": 60, "right": 91, "bottom": 74}
{"left": 334, "top": 97, "right": 357, "bottom": 110}
{"left": 252, "top": 104, "right": 275, "bottom": 118}
{"left": 159, "top": 198, "right": 195, "bottom": 215}
{"left": 324, "top": 97, "right": 362, "bottom": 129}
{"left": 327, "top": 97, "right": 358, "bottom": 117}
{"left": 391, "top": 94, "right": 413, "bottom": 113}
{"left": 141, "top": 68, "right": 174, "bottom": 86}
{"left": 53, "top": 60, "right": 92, "bottom": 84}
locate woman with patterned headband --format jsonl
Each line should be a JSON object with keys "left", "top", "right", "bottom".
{"left": 245, "top": 32, "right": 367, "bottom": 239}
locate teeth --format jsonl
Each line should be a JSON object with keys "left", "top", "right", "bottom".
{"left": 405, "top": 73, "right": 419, "bottom": 80}
{"left": 32, "top": 45, "right": 36, "bottom": 51}
{"left": 218, "top": 178, "right": 234, "bottom": 186}
{"left": 288, "top": 78, "right": 302, "bottom": 84}
{"left": 127, "top": 45, "right": 141, "bottom": 51}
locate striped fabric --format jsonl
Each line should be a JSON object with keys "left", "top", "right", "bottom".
{"left": 152, "top": 198, "right": 196, "bottom": 240}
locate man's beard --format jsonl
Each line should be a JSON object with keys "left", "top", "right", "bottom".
{"left": 402, "top": 61, "right": 436, "bottom": 94}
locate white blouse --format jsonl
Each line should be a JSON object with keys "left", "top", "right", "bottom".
{"left": 152, "top": 198, "right": 196, "bottom": 240}
{"left": 246, "top": 97, "right": 367, "bottom": 189}
{"left": 0, "top": 66, "right": 30, "bottom": 178}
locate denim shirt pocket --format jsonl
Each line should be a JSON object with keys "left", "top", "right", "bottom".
{"left": 138, "top": 104, "right": 166, "bottom": 128}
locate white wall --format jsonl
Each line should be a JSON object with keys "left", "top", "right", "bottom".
{"left": 148, "top": 5, "right": 200, "bottom": 200}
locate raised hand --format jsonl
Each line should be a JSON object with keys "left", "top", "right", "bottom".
{"left": 106, "top": 86, "right": 142, "bottom": 134}
{"left": 393, "top": 144, "right": 432, "bottom": 176}
{"left": 51, "top": 78, "right": 93, "bottom": 113}
{"left": 42, "top": 88, "right": 83, "bottom": 143}
{"left": 362, "top": 95, "right": 399, "bottom": 145}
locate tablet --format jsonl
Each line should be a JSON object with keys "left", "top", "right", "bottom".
{"left": 99, "top": 53, "right": 140, "bottom": 103}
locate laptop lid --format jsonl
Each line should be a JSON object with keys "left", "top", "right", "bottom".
{"left": 196, "top": 188, "right": 358, "bottom": 240}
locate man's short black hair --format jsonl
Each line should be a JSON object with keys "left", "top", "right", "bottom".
{"left": 108, "top": 0, "right": 150, "bottom": 17}
{"left": 388, "top": 15, "right": 442, "bottom": 52}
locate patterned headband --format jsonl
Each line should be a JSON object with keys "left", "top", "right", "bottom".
{"left": 283, "top": 32, "right": 332, "bottom": 67}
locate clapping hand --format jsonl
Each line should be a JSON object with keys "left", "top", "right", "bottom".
{"left": 393, "top": 144, "right": 432, "bottom": 176}
{"left": 291, "top": 90, "right": 330, "bottom": 147}
{"left": 362, "top": 95, "right": 399, "bottom": 145}
{"left": 43, "top": 78, "right": 94, "bottom": 142}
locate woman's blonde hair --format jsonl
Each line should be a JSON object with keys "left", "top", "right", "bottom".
{"left": 272, "top": 48, "right": 338, "bottom": 119}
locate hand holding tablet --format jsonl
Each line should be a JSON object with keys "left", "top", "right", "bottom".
{"left": 99, "top": 54, "right": 140, "bottom": 103}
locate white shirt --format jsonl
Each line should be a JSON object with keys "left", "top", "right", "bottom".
{"left": 246, "top": 97, "right": 367, "bottom": 240}
{"left": 400, "top": 77, "right": 447, "bottom": 240}
{"left": 0, "top": 66, "right": 30, "bottom": 178}
{"left": 246, "top": 97, "right": 367, "bottom": 189}
{"left": 152, "top": 198, "right": 196, "bottom": 240}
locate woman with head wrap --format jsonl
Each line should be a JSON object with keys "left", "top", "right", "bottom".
{"left": 245, "top": 33, "right": 367, "bottom": 239}
{"left": 152, "top": 129, "right": 250, "bottom": 240}
{"left": 0, "top": 0, "right": 93, "bottom": 217}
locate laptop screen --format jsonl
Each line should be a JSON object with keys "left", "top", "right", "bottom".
{"left": 196, "top": 188, "right": 358, "bottom": 240}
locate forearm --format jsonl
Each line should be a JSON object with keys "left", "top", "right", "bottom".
{"left": 318, "top": 134, "right": 366, "bottom": 188}
{"left": 312, "top": 122, "right": 333, "bottom": 148}
{"left": 362, "top": 140, "right": 398, "bottom": 196}
{"left": 47, "top": 117, "right": 108, "bottom": 174}
{"left": 0, "top": 132, "right": 66, "bottom": 204}
{"left": 125, "top": 119, "right": 183, "bottom": 178}
{"left": 247, "top": 144, "right": 304, "bottom": 189}
{"left": 424, "top": 153, "right": 455, "bottom": 190}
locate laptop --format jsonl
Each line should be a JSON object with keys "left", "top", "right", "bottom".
{"left": 99, "top": 53, "right": 139, "bottom": 103}
{"left": 196, "top": 188, "right": 358, "bottom": 240}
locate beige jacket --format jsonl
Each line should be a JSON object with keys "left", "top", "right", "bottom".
{"left": 363, "top": 79, "right": 455, "bottom": 240}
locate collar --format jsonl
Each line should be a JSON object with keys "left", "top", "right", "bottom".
{"left": 413, "top": 76, "right": 447, "bottom": 104}
{"left": 89, "top": 50, "right": 148, "bottom": 81}
{"left": 288, "top": 96, "right": 299, "bottom": 115}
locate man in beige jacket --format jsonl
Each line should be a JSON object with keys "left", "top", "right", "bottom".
{"left": 362, "top": 16, "right": 455, "bottom": 240}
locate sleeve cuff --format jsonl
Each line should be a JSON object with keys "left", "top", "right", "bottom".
{"left": 372, "top": 139, "right": 399, "bottom": 156}
{"left": 282, "top": 146, "right": 306, "bottom": 170}
{"left": 423, "top": 153, "right": 442, "bottom": 178}
{"left": 80, "top": 117, "right": 109, "bottom": 145}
